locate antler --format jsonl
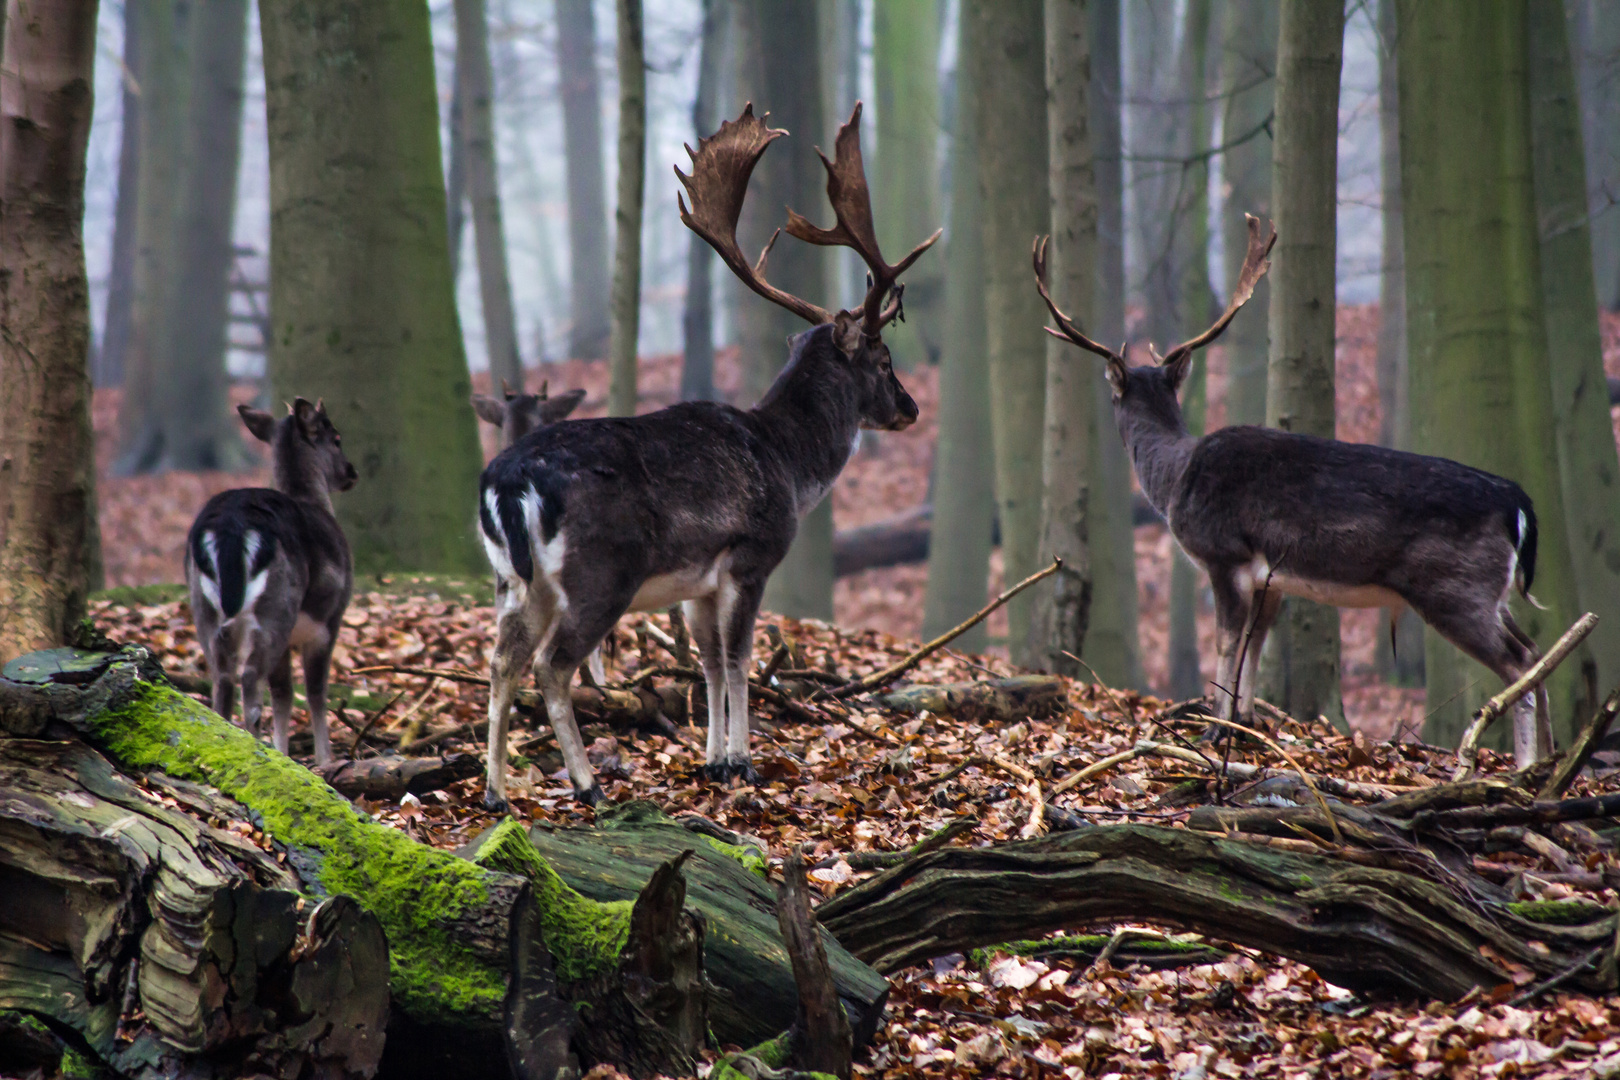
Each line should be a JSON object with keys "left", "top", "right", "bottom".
{"left": 1151, "top": 214, "right": 1277, "bottom": 368}
{"left": 676, "top": 104, "right": 834, "bottom": 326}
{"left": 784, "top": 103, "right": 943, "bottom": 338}
{"left": 1032, "top": 235, "right": 1127, "bottom": 364}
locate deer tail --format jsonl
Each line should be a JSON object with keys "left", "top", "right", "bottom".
{"left": 1512, "top": 501, "right": 1546, "bottom": 610}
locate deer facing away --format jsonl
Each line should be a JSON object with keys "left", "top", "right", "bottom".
{"left": 477, "top": 103, "right": 937, "bottom": 808}
{"left": 472, "top": 379, "right": 587, "bottom": 449}
{"left": 186, "top": 399, "right": 358, "bottom": 765}
{"left": 1035, "top": 216, "right": 1551, "bottom": 767}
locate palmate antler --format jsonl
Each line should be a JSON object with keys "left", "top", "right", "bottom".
{"left": 676, "top": 103, "right": 940, "bottom": 339}
{"left": 1034, "top": 214, "right": 1277, "bottom": 370}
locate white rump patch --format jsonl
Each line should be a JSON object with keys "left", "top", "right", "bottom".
{"left": 240, "top": 531, "right": 270, "bottom": 612}
{"left": 197, "top": 531, "right": 223, "bottom": 611}
{"left": 481, "top": 489, "right": 518, "bottom": 582}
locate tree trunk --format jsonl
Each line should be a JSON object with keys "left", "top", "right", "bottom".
{"left": 1399, "top": 0, "right": 1585, "bottom": 748}
{"left": 1125, "top": 0, "right": 1183, "bottom": 352}
{"left": 558, "top": 0, "right": 611, "bottom": 360}
{"left": 921, "top": 6, "right": 994, "bottom": 649}
{"left": 113, "top": 0, "right": 187, "bottom": 476}
{"left": 732, "top": 0, "right": 835, "bottom": 621}
{"left": 1258, "top": 0, "right": 1345, "bottom": 730}
{"left": 260, "top": 0, "right": 487, "bottom": 576}
{"left": 680, "top": 0, "right": 724, "bottom": 403}
{"left": 1573, "top": 0, "right": 1620, "bottom": 310}
{"left": 457, "top": 0, "right": 524, "bottom": 392}
{"left": 607, "top": 0, "right": 646, "bottom": 418}
{"left": 1032, "top": 0, "right": 1095, "bottom": 676}
{"left": 1528, "top": 0, "right": 1620, "bottom": 713}
{"left": 97, "top": 0, "right": 141, "bottom": 389}
{"left": 872, "top": 0, "right": 943, "bottom": 370}
{"left": 1080, "top": 0, "right": 1145, "bottom": 690}
{"left": 158, "top": 0, "right": 251, "bottom": 472}
{"left": 0, "top": 0, "right": 101, "bottom": 659}
{"left": 447, "top": 48, "right": 468, "bottom": 284}
{"left": 970, "top": 0, "right": 1048, "bottom": 666}
{"left": 1167, "top": 0, "right": 1214, "bottom": 702}
{"left": 1218, "top": 0, "right": 1276, "bottom": 428}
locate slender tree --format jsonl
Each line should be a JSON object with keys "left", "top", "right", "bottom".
{"left": 259, "top": 0, "right": 486, "bottom": 574}
{"left": 1258, "top": 0, "right": 1346, "bottom": 729}
{"left": 1032, "top": 0, "right": 1095, "bottom": 675}
{"left": 1528, "top": 0, "right": 1620, "bottom": 710}
{"left": 1080, "top": 0, "right": 1144, "bottom": 689}
{"left": 446, "top": 48, "right": 467, "bottom": 283}
{"left": 1371, "top": 0, "right": 1424, "bottom": 685}
{"left": 873, "top": 0, "right": 943, "bottom": 370}
{"left": 680, "top": 0, "right": 725, "bottom": 403}
{"left": 456, "top": 0, "right": 524, "bottom": 391}
{"left": 732, "top": 0, "right": 835, "bottom": 619}
{"left": 98, "top": 0, "right": 141, "bottom": 388}
{"left": 1398, "top": 0, "right": 1585, "bottom": 747}
{"left": 1572, "top": 0, "right": 1620, "bottom": 309}
{"left": 1217, "top": 0, "right": 1276, "bottom": 428}
{"left": 607, "top": 0, "right": 646, "bottom": 418}
{"left": 558, "top": 0, "right": 611, "bottom": 359}
{"left": 970, "top": 0, "right": 1049, "bottom": 664}
{"left": 0, "top": 0, "right": 101, "bottom": 657}
{"left": 922, "top": 0, "right": 994, "bottom": 649}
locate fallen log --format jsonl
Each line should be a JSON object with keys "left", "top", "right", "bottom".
{"left": 814, "top": 824, "right": 1618, "bottom": 999}
{"left": 314, "top": 751, "right": 483, "bottom": 800}
{"left": 875, "top": 676, "right": 1067, "bottom": 723}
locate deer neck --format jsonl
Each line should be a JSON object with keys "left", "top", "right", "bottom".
{"left": 751, "top": 337, "right": 863, "bottom": 516}
{"left": 272, "top": 444, "right": 335, "bottom": 516}
{"left": 1117, "top": 402, "right": 1195, "bottom": 518}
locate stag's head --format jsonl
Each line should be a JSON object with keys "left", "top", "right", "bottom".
{"left": 472, "top": 380, "right": 587, "bottom": 448}
{"left": 676, "top": 103, "right": 938, "bottom": 432}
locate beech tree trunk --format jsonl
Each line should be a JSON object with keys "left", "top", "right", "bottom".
{"left": 607, "top": 0, "right": 646, "bottom": 418}
{"left": 457, "top": 0, "right": 524, "bottom": 391}
{"left": 680, "top": 0, "right": 724, "bottom": 403}
{"left": 97, "top": 0, "right": 141, "bottom": 389}
{"left": 872, "top": 0, "right": 943, "bottom": 370}
{"left": 447, "top": 49, "right": 468, "bottom": 284}
{"left": 1527, "top": 0, "right": 1620, "bottom": 710}
{"left": 969, "top": 0, "right": 1049, "bottom": 665}
{"left": 1572, "top": 0, "right": 1620, "bottom": 310}
{"left": 1399, "top": 0, "right": 1585, "bottom": 748}
{"left": 921, "top": 6, "right": 994, "bottom": 649}
{"left": 1032, "top": 0, "right": 1095, "bottom": 676}
{"left": 0, "top": 0, "right": 101, "bottom": 659}
{"left": 1080, "top": 0, "right": 1144, "bottom": 690}
{"left": 260, "top": 0, "right": 487, "bottom": 575}
{"left": 558, "top": 0, "right": 612, "bottom": 360}
{"left": 1258, "top": 0, "right": 1346, "bottom": 730}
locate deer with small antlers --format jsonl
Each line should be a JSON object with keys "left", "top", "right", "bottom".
{"left": 1035, "top": 215, "right": 1552, "bottom": 766}
{"left": 471, "top": 380, "right": 587, "bottom": 449}
{"left": 477, "top": 103, "right": 938, "bottom": 808}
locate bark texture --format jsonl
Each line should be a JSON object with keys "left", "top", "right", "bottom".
{"left": 0, "top": 0, "right": 101, "bottom": 659}
{"left": 260, "top": 0, "right": 486, "bottom": 575}
{"left": 457, "top": 0, "right": 524, "bottom": 391}
{"left": 679, "top": 0, "right": 724, "bottom": 403}
{"left": 921, "top": 4, "right": 993, "bottom": 649}
{"left": 558, "top": 0, "right": 611, "bottom": 360}
{"left": 969, "top": 0, "right": 1049, "bottom": 665}
{"left": 97, "top": 0, "right": 141, "bottom": 389}
{"left": 607, "top": 0, "right": 646, "bottom": 418}
{"left": 1032, "top": 0, "right": 1096, "bottom": 676}
{"left": 1398, "top": 0, "right": 1585, "bottom": 748}
{"left": 1573, "top": 0, "right": 1620, "bottom": 310}
{"left": 1258, "top": 0, "right": 1345, "bottom": 730}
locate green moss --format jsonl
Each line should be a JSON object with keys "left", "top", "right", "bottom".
{"left": 95, "top": 678, "right": 505, "bottom": 1020}
{"left": 470, "top": 818, "right": 632, "bottom": 983}
{"left": 89, "top": 583, "right": 190, "bottom": 607}
{"left": 713, "top": 1032, "right": 791, "bottom": 1080}
{"left": 59, "top": 1045, "right": 106, "bottom": 1079}
{"left": 1507, "top": 899, "right": 1613, "bottom": 925}
{"left": 699, "top": 835, "right": 769, "bottom": 879}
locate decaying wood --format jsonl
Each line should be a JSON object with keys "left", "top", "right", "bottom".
{"left": 777, "top": 848, "right": 853, "bottom": 1080}
{"left": 875, "top": 676, "right": 1067, "bottom": 723}
{"left": 1540, "top": 686, "right": 1620, "bottom": 799}
{"left": 314, "top": 751, "right": 482, "bottom": 800}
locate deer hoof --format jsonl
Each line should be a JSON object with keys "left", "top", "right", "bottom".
{"left": 482, "top": 789, "right": 510, "bottom": 814}
{"left": 575, "top": 783, "right": 606, "bottom": 807}
{"left": 702, "top": 761, "right": 732, "bottom": 783}
{"left": 727, "top": 757, "right": 761, "bottom": 785}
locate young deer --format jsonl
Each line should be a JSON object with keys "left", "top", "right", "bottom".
{"left": 478, "top": 103, "right": 937, "bottom": 808}
{"left": 471, "top": 380, "right": 587, "bottom": 448}
{"left": 1035, "top": 216, "right": 1552, "bottom": 766}
{"left": 186, "top": 399, "right": 358, "bottom": 765}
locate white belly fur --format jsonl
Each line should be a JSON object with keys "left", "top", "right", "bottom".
{"left": 289, "top": 612, "right": 329, "bottom": 650}
{"left": 1270, "top": 572, "right": 1405, "bottom": 611}
{"left": 628, "top": 552, "right": 730, "bottom": 612}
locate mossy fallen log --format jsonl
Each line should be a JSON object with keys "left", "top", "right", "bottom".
{"left": 815, "top": 825, "right": 1619, "bottom": 999}
{"left": 874, "top": 676, "right": 1067, "bottom": 723}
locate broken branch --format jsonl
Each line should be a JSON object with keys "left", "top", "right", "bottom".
{"left": 1455, "top": 612, "right": 1599, "bottom": 779}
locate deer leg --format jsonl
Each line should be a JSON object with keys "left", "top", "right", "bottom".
{"left": 238, "top": 628, "right": 280, "bottom": 740}
{"left": 267, "top": 647, "right": 295, "bottom": 756}
{"left": 719, "top": 582, "right": 762, "bottom": 783}
{"left": 206, "top": 619, "right": 238, "bottom": 725}
{"left": 534, "top": 660, "right": 602, "bottom": 805}
{"left": 1239, "top": 589, "right": 1283, "bottom": 726}
{"left": 1419, "top": 598, "right": 1542, "bottom": 768}
{"left": 485, "top": 583, "right": 548, "bottom": 811}
{"left": 685, "top": 595, "right": 730, "bottom": 780}
{"left": 302, "top": 634, "right": 336, "bottom": 766}
{"left": 1503, "top": 609, "right": 1554, "bottom": 759}
{"left": 1207, "top": 568, "right": 1251, "bottom": 722}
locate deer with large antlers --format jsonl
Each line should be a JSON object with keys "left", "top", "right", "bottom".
{"left": 1036, "top": 215, "right": 1552, "bottom": 766}
{"left": 477, "top": 103, "right": 937, "bottom": 808}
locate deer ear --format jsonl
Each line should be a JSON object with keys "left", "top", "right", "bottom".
{"left": 471, "top": 394, "right": 507, "bottom": 426}
{"left": 539, "top": 388, "right": 586, "bottom": 424}
{"left": 1105, "top": 355, "right": 1129, "bottom": 396}
{"left": 832, "top": 311, "right": 863, "bottom": 357}
{"left": 237, "top": 405, "right": 277, "bottom": 444}
{"left": 292, "top": 397, "right": 321, "bottom": 437}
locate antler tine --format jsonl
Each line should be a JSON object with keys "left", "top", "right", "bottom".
{"left": 1032, "top": 236, "right": 1125, "bottom": 363}
{"left": 676, "top": 104, "right": 833, "bottom": 326}
{"left": 1157, "top": 214, "right": 1277, "bottom": 368}
{"left": 782, "top": 102, "right": 942, "bottom": 337}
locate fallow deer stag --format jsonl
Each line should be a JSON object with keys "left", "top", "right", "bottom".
{"left": 1034, "top": 215, "right": 1552, "bottom": 766}
{"left": 477, "top": 103, "right": 938, "bottom": 808}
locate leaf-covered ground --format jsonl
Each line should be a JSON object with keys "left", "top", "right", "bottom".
{"left": 92, "top": 586, "right": 1620, "bottom": 1080}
